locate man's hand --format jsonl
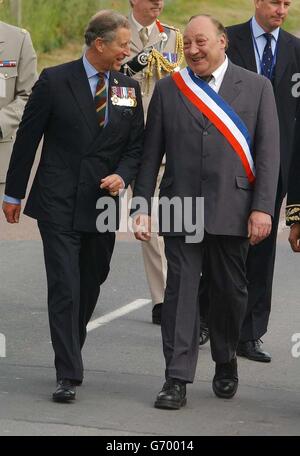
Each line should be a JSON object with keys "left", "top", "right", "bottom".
{"left": 133, "top": 214, "right": 151, "bottom": 241}
{"left": 100, "top": 174, "right": 124, "bottom": 196}
{"left": 248, "top": 211, "right": 272, "bottom": 246}
{"left": 2, "top": 201, "right": 21, "bottom": 224}
{"left": 288, "top": 223, "right": 300, "bottom": 252}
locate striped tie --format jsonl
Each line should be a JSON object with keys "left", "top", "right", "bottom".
{"left": 94, "top": 73, "right": 107, "bottom": 128}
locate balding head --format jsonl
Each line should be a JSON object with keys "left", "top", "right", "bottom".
{"left": 183, "top": 15, "right": 227, "bottom": 77}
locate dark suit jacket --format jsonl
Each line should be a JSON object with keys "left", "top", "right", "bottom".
{"left": 226, "top": 21, "right": 300, "bottom": 196}
{"left": 5, "top": 59, "right": 144, "bottom": 232}
{"left": 133, "top": 62, "right": 280, "bottom": 237}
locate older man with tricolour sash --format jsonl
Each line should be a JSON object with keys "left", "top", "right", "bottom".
{"left": 133, "top": 15, "right": 280, "bottom": 410}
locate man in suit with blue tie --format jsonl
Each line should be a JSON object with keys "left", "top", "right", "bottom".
{"left": 2, "top": 10, "right": 144, "bottom": 403}
{"left": 199, "top": 0, "right": 300, "bottom": 362}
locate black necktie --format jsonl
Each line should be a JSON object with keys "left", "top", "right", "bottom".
{"left": 261, "top": 33, "right": 274, "bottom": 80}
{"left": 200, "top": 75, "right": 213, "bottom": 83}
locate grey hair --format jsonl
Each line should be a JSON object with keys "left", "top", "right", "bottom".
{"left": 84, "top": 10, "right": 130, "bottom": 46}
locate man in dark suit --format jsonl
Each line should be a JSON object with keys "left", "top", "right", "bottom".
{"left": 133, "top": 14, "right": 279, "bottom": 409}
{"left": 199, "top": 0, "right": 300, "bottom": 362}
{"left": 2, "top": 10, "right": 144, "bottom": 402}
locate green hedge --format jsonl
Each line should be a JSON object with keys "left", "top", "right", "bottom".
{"left": 1, "top": 0, "right": 300, "bottom": 54}
{"left": 1, "top": 0, "right": 118, "bottom": 52}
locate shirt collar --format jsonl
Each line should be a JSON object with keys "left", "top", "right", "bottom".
{"left": 82, "top": 53, "right": 110, "bottom": 81}
{"left": 210, "top": 55, "right": 229, "bottom": 86}
{"left": 193, "top": 55, "right": 228, "bottom": 91}
{"left": 131, "top": 13, "right": 156, "bottom": 36}
{"left": 251, "top": 16, "right": 280, "bottom": 41}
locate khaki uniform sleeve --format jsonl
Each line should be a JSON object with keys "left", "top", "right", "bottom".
{"left": 0, "top": 30, "right": 38, "bottom": 138}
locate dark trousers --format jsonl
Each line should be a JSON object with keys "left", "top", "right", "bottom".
{"left": 38, "top": 221, "right": 115, "bottom": 382}
{"left": 200, "top": 189, "right": 284, "bottom": 342}
{"left": 241, "top": 190, "right": 284, "bottom": 341}
{"left": 163, "top": 233, "right": 249, "bottom": 383}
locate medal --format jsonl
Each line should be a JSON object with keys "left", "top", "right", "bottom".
{"left": 163, "top": 52, "right": 178, "bottom": 64}
{"left": 0, "top": 60, "right": 17, "bottom": 67}
{"left": 159, "top": 32, "right": 168, "bottom": 42}
{"left": 111, "top": 86, "right": 137, "bottom": 107}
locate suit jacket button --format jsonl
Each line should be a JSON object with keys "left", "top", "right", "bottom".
{"left": 203, "top": 131, "right": 208, "bottom": 136}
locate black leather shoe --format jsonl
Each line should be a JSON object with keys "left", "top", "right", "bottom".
{"left": 199, "top": 321, "right": 209, "bottom": 346}
{"left": 213, "top": 358, "right": 238, "bottom": 399}
{"left": 154, "top": 378, "right": 187, "bottom": 410}
{"left": 52, "top": 380, "right": 76, "bottom": 403}
{"left": 237, "top": 339, "right": 271, "bottom": 363}
{"left": 152, "top": 303, "right": 162, "bottom": 325}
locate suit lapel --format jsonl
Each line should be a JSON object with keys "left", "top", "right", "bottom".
{"left": 274, "top": 29, "right": 292, "bottom": 88}
{"left": 218, "top": 62, "right": 242, "bottom": 105}
{"left": 104, "top": 71, "right": 119, "bottom": 133}
{"left": 178, "top": 90, "right": 206, "bottom": 128}
{"left": 205, "top": 62, "right": 241, "bottom": 129}
{"left": 68, "top": 59, "right": 99, "bottom": 136}
{"left": 228, "top": 21, "right": 257, "bottom": 72}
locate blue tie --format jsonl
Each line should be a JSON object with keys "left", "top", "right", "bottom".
{"left": 261, "top": 33, "right": 274, "bottom": 80}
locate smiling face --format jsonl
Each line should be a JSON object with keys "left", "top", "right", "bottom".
{"left": 254, "top": 0, "right": 292, "bottom": 32}
{"left": 131, "top": 0, "right": 164, "bottom": 26}
{"left": 183, "top": 16, "right": 227, "bottom": 77}
{"left": 95, "top": 27, "right": 131, "bottom": 71}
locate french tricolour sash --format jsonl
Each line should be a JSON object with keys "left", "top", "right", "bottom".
{"left": 172, "top": 67, "right": 255, "bottom": 183}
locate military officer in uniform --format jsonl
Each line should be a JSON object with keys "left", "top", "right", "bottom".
{"left": 122, "top": 0, "right": 184, "bottom": 325}
{"left": 0, "top": 19, "right": 37, "bottom": 183}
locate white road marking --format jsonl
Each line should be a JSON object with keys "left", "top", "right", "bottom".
{"left": 0, "top": 333, "right": 6, "bottom": 358}
{"left": 87, "top": 299, "right": 152, "bottom": 332}
{"left": 87, "top": 217, "right": 288, "bottom": 333}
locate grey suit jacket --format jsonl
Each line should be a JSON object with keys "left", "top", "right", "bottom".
{"left": 133, "top": 61, "right": 280, "bottom": 237}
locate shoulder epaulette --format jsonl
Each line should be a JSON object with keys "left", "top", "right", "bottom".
{"left": 161, "top": 23, "right": 180, "bottom": 33}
